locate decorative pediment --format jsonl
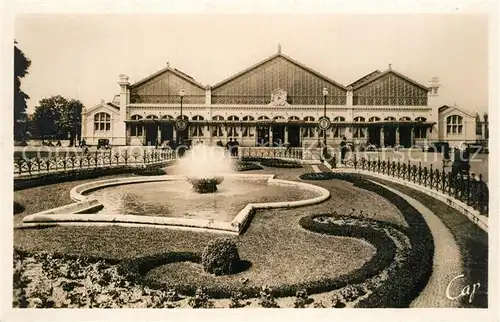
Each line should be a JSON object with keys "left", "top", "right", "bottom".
{"left": 84, "top": 102, "right": 120, "bottom": 116}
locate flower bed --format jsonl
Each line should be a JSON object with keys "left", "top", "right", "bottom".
{"left": 235, "top": 161, "right": 263, "bottom": 172}
{"left": 260, "top": 159, "right": 302, "bottom": 168}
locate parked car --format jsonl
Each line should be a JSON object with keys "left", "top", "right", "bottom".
{"left": 97, "top": 139, "right": 111, "bottom": 150}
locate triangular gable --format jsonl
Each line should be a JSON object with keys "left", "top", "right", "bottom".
{"left": 438, "top": 105, "right": 475, "bottom": 118}
{"left": 130, "top": 66, "right": 206, "bottom": 90}
{"left": 352, "top": 68, "right": 429, "bottom": 91}
{"left": 347, "top": 70, "right": 382, "bottom": 88}
{"left": 211, "top": 52, "right": 347, "bottom": 91}
{"left": 84, "top": 102, "right": 120, "bottom": 116}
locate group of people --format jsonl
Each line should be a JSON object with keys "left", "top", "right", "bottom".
{"left": 216, "top": 138, "right": 240, "bottom": 157}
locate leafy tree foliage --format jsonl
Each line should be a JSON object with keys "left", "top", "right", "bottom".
{"left": 14, "top": 41, "right": 31, "bottom": 141}
{"left": 31, "top": 95, "right": 83, "bottom": 143}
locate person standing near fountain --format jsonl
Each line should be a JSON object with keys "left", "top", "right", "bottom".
{"left": 340, "top": 136, "right": 347, "bottom": 165}
{"left": 233, "top": 138, "right": 239, "bottom": 157}
{"left": 226, "top": 138, "right": 234, "bottom": 156}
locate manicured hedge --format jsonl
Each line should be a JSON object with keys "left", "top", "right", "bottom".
{"left": 133, "top": 166, "right": 167, "bottom": 176}
{"left": 325, "top": 173, "right": 435, "bottom": 308}
{"left": 260, "top": 158, "right": 302, "bottom": 168}
{"left": 14, "top": 165, "right": 165, "bottom": 190}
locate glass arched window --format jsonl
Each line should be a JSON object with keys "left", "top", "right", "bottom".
{"left": 446, "top": 115, "right": 463, "bottom": 134}
{"left": 242, "top": 116, "right": 254, "bottom": 137}
{"left": 192, "top": 115, "right": 204, "bottom": 137}
{"left": 333, "top": 116, "right": 345, "bottom": 122}
{"left": 303, "top": 116, "right": 315, "bottom": 138}
{"left": 415, "top": 117, "right": 427, "bottom": 122}
{"left": 162, "top": 115, "right": 173, "bottom": 120}
{"left": 94, "top": 112, "right": 111, "bottom": 132}
{"left": 369, "top": 116, "right": 380, "bottom": 122}
{"left": 399, "top": 116, "right": 411, "bottom": 122}
{"left": 228, "top": 115, "right": 239, "bottom": 137}
{"left": 258, "top": 115, "right": 269, "bottom": 120}
{"left": 384, "top": 116, "right": 396, "bottom": 121}
{"left": 146, "top": 114, "right": 158, "bottom": 119}
{"left": 274, "top": 115, "right": 285, "bottom": 121}
{"left": 212, "top": 115, "right": 224, "bottom": 137}
{"left": 130, "top": 114, "right": 143, "bottom": 136}
{"left": 288, "top": 116, "right": 300, "bottom": 121}
{"left": 353, "top": 117, "right": 365, "bottom": 138}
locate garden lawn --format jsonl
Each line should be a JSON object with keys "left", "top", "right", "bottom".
{"left": 13, "top": 165, "right": 405, "bottom": 297}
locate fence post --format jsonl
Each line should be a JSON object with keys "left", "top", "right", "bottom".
{"left": 354, "top": 154, "right": 357, "bottom": 170}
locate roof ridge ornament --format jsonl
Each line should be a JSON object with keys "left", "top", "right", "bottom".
{"left": 278, "top": 43, "right": 281, "bottom": 54}
{"left": 388, "top": 63, "right": 392, "bottom": 70}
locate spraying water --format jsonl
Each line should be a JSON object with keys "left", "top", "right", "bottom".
{"left": 172, "top": 143, "right": 235, "bottom": 193}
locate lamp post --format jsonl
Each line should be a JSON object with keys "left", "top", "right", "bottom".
{"left": 179, "top": 89, "right": 185, "bottom": 118}
{"left": 322, "top": 87, "right": 328, "bottom": 147}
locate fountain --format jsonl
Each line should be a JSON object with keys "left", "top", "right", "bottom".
{"left": 173, "top": 143, "right": 235, "bottom": 193}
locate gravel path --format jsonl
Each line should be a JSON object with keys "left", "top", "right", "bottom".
{"left": 372, "top": 181, "right": 464, "bottom": 308}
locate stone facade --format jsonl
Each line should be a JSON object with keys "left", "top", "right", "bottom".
{"left": 82, "top": 49, "right": 447, "bottom": 148}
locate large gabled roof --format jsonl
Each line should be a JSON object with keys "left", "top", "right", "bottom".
{"left": 352, "top": 67, "right": 429, "bottom": 91}
{"left": 211, "top": 52, "right": 347, "bottom": 91}
{"left": 347, "top": 70, "right": 382, "bottom": 89}
{"left": 130, "top": 64, "right": 206, "bottom": 90}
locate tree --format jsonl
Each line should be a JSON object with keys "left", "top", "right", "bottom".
{"left": 14, "top": 41, "right": 31, "bottom": 141}
{"left": 31, "top": 95, "right": 84, "bottom": 144}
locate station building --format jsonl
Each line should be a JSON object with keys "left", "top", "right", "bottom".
{"left": 81, "top": 46, "right": 479, "bottom": 148}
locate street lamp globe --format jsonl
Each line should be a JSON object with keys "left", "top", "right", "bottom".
{"left": 179, "top": 89, "right": 185, "bottom": 97}
{"left": 322, "top": 88, "right": 328, "bottom": 97}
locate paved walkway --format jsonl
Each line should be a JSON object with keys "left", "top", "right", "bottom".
{"left": 372, "top": 181, "right": 463, "bottom": 308}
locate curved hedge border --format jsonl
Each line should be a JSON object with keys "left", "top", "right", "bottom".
{"left": 117, "top": 223, "right": 395, "bottom": 299}
{"left": 260, "top": 159, "right": 302, "bottom": 168}
{"left": 323, "top": 173, "right": 434, "bottom": 308}
{"left": 133, "top": 166, "right": 167, "bottom": 176}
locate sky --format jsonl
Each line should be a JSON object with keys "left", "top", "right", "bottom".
{"left": 15, "top": 14, "right": 489, "bottom": 114}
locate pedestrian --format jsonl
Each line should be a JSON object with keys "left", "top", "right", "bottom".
{"left": 233, "top": 138, "right": 239, "bottom": 157}
{"left": 226, "top": 138, "right": 234, "bottom": 156}
{"left": 340, "top": 136, "right": 347, "bottom": 165}
{"left": 451, "top": 142, "right": 470, "bottom": 178}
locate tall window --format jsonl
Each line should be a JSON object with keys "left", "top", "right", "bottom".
{"left": 333, "top": 116, "right": 346, "bottom": 138}
{"left": 384, "top": 116, "right": 396, "bottom": 121}
{"left": 227, "top": 115, "right": 239, "bottom": 137}
{"left": 130, "top": 114, "right": 143, "bottom": 136}
{"left": 368, "top": 116, "right": 380, "bottom": 122}
{"left": 303, "top": 116, "right": 316, "bottom": 138}
{"left": 242, "top": 115, "right": 254, "bottom": 137}
{"left": 212, "top": 115, "right": 224, "bottom": 137}
{"left": 446, "top": 115, "right": 463, "bottom": 134}
{"left": 288, "top": 116, "right": 300, "bottom": 121}
{"left": 94, "top": 112, "right": 111, "bottom": 132}
{"left": 353, "top": 117, "right": 365, "bottom": 138}
{"left": 192, "top": 115, "right": 204, "bottom": 137}
{"left": 415, "top": 117, "right": 427, "bottom": 138}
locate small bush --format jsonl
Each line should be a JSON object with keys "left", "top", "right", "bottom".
{"left": 188, "top": 287, "right": 213, "bottom": 308}
{"left": 201, "top": 237, "right": 241, "bottom": 276}
{"left": 293, "top": 289, "right": 313, "bottom": 308}
{"left": 259, "top": 286, "right": 279, "bottom": 308}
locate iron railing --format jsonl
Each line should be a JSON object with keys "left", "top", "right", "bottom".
{"left": 14, "top": 150, "right": 177, "bottom": 177}
{"left": 329, "top": 154, "right": 489, "bottom": 215}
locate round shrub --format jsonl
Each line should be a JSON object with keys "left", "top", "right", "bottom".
{"left": 201, "top": 237, "right": 240, "bottom": 276}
